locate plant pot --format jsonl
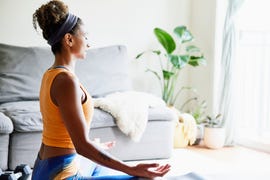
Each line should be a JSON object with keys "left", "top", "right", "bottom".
{"left": 204, "top": 127, "right": 225, "bottom": 149}
{"left": 173, "top": 122, "right": 189, "bottom": 148}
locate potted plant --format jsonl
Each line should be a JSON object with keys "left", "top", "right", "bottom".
{"left": 136, "top": 26, "right": 206, "bottom": 148}
{"left": 203, "top": 114, "right": 226, "bottom": 149}
{"left": 136, "top": 25, "right": 206, "bottom": 106}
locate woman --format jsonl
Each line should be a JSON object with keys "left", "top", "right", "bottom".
{"left": 32, "top": 1, "right": 170, "bottom": 179}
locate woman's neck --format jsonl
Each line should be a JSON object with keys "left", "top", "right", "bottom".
{"left": 53, "top": 53, "right": 75, "bottom": 73}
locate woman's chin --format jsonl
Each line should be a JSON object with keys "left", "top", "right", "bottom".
{"left": 77, "top": 53, "right": 87, "bottom": 60}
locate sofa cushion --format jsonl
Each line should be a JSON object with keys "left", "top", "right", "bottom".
{"left": 91, "top": 108, "right": 116, "bottom": 129}
{"left": 76, "top": 45, "right": 132, "bottom": 97}
{"left": 91, "top": 106, "right": 174, "bottom": 129}
{"left": 0, "top": 101, "right": 174, "bottom": 133}
{"left": 0, "top": 112, "right": 13, "bottom": 134}
{"left": 0, "top": 43, "right": 53, "bottom": 103}
{"left": 0, "top": 43, "right": 132, "bottom": 102}
{"left": 0, "top": 101, "right": 42, "bottom": 132}
{"left": 148, "top": 106, "right": 176, "bottom": 121}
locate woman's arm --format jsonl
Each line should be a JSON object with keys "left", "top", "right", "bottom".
{"left": 51, "top": 72, "right": 170, "bottom": 178}
{"left": 91, "top": 138, "right": 116, "bottom": 150}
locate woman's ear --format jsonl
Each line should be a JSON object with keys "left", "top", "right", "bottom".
{"left": 64, "top": 33, "right": 73, "bottom": 47}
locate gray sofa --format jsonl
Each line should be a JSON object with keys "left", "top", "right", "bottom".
{"left": 0, "top": 43, "right": 175, "bottom": 171}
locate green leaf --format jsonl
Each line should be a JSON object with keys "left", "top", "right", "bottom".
{"left": 136, "top": 50, "right": 161, "bottom": 59}
{"left": 188, "top": 56, "right": 207, "bottom": 66}
{"left": 154, "top": 28, "right": 176, "bottom": 54}
{"left": 162, "top": 70, "right": 174, "bottom": 80}
{"left": 186, "top": 45, "right": 200, "bottom": 53}
{"left": 173, "top": 26, "right": 194, "bottom": 44}
{"left": 146, "top": 69, "right": 161, "bottom": 81}
{"left": 151, "top": 50, "right": 161, "bottom": 55}
{"left": 215, "top": 113, "right": 222, "bottom": 119}
{"left": 168, "top": 54, "right": 189, "bottom": 69}
{"left": 135, "top": 52, "right": 145, "bottom": 59}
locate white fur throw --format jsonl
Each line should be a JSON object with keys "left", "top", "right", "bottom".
{"left": 93, "top": 91, "right": 166, "bottom": 142}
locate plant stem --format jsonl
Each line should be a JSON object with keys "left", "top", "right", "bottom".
{"left": 159, "top": 55, "right": 165, "bottom": 96}
{"left": 172, "top": 86, "right": 183, "bottom": 105}
{"left": 171, "top": 71, "right": 181, "bottom": 104}
{"left": 163, "top": 79, "right": 169, "bottom": 103}
{"left": 180, "top": 97, "right": 197, "bottom": 111}
{"left": 166, "top": 60, "right": 178, "bottom": 105}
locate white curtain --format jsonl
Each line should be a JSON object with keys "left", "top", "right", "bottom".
{"left": 233, "top": 1, "right": 270, "bottom": 152}
{"left": 219, "top": 0, "right": 245, "bottom": 145}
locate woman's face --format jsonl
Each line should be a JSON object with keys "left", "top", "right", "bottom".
{"left": 71, "top": 25, "right": 90, "bottom": 59}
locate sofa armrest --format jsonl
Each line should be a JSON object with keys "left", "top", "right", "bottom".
{"left": 0, "top": 112, "right": 13, "bottom": 134}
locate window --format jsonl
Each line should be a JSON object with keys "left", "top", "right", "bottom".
{"left": 234, "top": 0, "right": 270, "bottom": 152}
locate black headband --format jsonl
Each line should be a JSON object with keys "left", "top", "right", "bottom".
{"left": 47, "top": 13, "right": 78, "bottom": 46}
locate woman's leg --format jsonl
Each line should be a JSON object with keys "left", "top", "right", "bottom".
{"left": 68, "top": 174, "right": 138, "bottom": 180}
{"left": 67, "top": 155, "right": 138, "bottom": 180}
{"left": 68, "top": 159, "right": 137, "bottom": 180}
{"left": 78, "top": 155, "right": 126, "bottom": 177}
{"left": 31, "top": 153, "right": 78, "bottom": 180}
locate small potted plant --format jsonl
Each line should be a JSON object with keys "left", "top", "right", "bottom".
{"left": 203, "top": 114, "right": 225, "bottom": 149}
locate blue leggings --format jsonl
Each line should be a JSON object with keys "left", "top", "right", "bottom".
{"left": 32, "top": 154, "right": 138, "bottom": 180}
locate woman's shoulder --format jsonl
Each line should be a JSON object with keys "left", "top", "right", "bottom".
{"left": 50, "top": 70, "right": 81, "bottom": 104}
{"left": 52, "top": 70, "right": 79, "bottom": 89}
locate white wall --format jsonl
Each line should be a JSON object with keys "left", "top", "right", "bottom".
{"left": 0, "top": 0, "right": 191, "bottom": 50}
{"left": 0, "top": 0, "right": 217, "bottom": 113}
{"left": 188, "top": 0, "right": 217, "bottom": 114}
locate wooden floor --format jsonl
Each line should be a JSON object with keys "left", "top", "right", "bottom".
{"left": 126, "top": 145, "right": 270, "bottom": 179}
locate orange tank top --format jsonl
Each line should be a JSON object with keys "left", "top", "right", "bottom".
{"left": 40, "top": 68, "right": 93, "bottom": 149}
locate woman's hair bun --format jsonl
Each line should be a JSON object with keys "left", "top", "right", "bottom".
{"left": 33, "top": 0, "right": 69, "bottom": 40}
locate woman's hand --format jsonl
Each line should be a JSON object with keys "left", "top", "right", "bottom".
{"left": 130, "top": 163, "right": 171, "bottom": 179}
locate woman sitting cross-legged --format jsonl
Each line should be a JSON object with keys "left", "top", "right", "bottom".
{"left": 31, "top": 0, "right": 170, "bottom": 179}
